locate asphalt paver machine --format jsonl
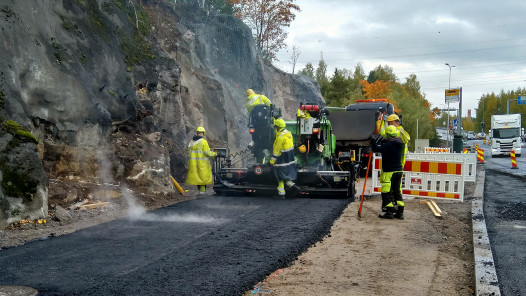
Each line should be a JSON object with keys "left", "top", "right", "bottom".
{"left": 213, "top": 103, "right": 359, "bottom": 199}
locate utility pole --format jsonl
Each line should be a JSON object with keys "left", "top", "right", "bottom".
{"left": 445, "top": 63, "right": 455, "bottom": 148}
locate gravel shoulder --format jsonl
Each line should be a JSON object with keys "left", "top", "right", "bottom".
{"left": 245, "top": 180, "right": 476, "bottom": 296}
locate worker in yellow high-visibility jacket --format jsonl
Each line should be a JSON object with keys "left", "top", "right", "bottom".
{"left": 269, "top": 118, "right": 300, "bottom": 198}
{"left": 185, "top": 126, "right": 217, "bottom": 195}
{"left": 381, "top": 114, "right": 410, "bottom": 166}
{"left": 246, "top": 89, "right": 272, "bottom": 114}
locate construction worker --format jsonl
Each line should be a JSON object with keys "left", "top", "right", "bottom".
{"left": 269, "top": 118, "right": 300, "bottom": 198}
{"left": 381, "top": 114, "right": 410, "bottom": 166}
{"left": 246, "top": 89, "right": 272, "bottom": 114}
{"left": 371, "top": 125, "right": 405, "bottom": 219}
{"left": 185, "top": 126, "right": 217, "bottom": 195}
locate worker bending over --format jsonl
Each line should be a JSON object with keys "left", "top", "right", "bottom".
{"left": 371, "top": 125, "right": 405, "bottom": 219}
{"left": 185, "top": 126, "right": 217, "bottom": 195}
{"left": 269, "top": 118, "right": 299, "bottom": 198}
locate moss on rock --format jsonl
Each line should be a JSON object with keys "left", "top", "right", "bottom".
{"left": 1, "top": 120, "right": 38, "bottom": 144}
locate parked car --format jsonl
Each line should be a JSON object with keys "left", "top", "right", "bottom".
{"left": 467, "top": 131, "right": 475, "bottom": 140}
{"left": 476, "top": 132, "right": 486, "bottom": 139}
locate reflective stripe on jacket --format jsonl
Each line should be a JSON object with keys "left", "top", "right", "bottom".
{"left": 246, "top": 94, "right": 271, "bottom": 113}
{"left": 270, "top": 128, "right": 297, "bottom": 181}
{"left": 185, "top": 137, "right": 216, "bottom": 185}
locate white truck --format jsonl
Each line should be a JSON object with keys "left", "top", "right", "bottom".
{"left": 489, "top": 114, "right": 523, "bottom": 156}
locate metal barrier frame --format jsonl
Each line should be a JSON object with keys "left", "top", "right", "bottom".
{"left": 372, "top": 152, "right": 476, "bottom": 202}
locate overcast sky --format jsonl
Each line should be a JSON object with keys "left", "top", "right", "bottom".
{"left": 275, "top": 0, "right": 526, "bottom": 117}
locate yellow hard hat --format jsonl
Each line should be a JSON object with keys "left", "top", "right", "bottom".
{"left": 274, "top": 118, "right": 286, "bottom": 129}
{"left": 246, "top": 89, "right": 255, "bottom": 96}
{"left": 385, "top": 125, "right": 399, "bottom": 138}
{"left": 196, "top": 126, "right": 206, "bottom": 133}
{"left": 298, "top": 145, "right": 306, "bottom": 153}
{"left": 387, "top": 114, "right": 400, "bottom": 122}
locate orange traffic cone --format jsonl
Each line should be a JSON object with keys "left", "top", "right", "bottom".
{"left": 511, "top": 149, "right": 518, "bottom": 169}
{"left": 477, "top": 147, "right": 485, "bottom": 164}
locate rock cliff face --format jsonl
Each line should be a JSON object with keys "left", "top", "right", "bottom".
{"left": 0, "top": 0, "right": 323, "bottom": 228}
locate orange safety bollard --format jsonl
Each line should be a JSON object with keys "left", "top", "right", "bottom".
{"left": 477, "top": 147, "right": 485, "bottom": 164}
{"left": 511, "top": 149, "right": 518, "bottom": 169}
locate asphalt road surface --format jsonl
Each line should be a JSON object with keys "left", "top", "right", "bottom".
{"left": 0, "top": 195, "right": 350, "bottom": 295}
{"left": 484, "top": 169, "right": 526, "bottom": 296}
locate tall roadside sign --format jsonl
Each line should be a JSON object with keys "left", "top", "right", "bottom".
{"left": 445, "top": 88, "right": 463, "bottom": 153}
{"left": 445, "top": 88, "right": 461, "bottom": 103}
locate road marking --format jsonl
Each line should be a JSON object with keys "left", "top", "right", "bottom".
{"left": 513, "top": 225, "right": 526, "bottom": 229}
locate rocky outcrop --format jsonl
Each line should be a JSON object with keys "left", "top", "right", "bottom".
{"left": 0, "top": 0, "right": 322, "bottom": 227}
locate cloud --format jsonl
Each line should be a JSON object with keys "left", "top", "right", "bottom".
{"left": 277, "top": 0, "right": 526, "bottom": 116}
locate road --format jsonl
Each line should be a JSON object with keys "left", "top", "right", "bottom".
{"left": 0, "top": 195, "right": 350, "bottom": 295}
{"left": 473, "top": 140, "right": 526, "bottom": 295}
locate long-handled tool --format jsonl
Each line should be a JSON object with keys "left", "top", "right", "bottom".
{"left": 358, "top": 110, "right": 385, "bottom": 219}
{"left": 170, "top": 175, "right": 186, "bottom": 195}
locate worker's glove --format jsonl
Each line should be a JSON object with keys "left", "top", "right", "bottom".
{"left": 212, "top": 152, "right": 218, "bottom": 158}
{"left": 269, "top": 158, "right": 276, "bottom": 165}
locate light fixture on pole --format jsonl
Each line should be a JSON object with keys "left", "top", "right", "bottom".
{"left": 445, "top": 63, "right": 455, "bottom": 148}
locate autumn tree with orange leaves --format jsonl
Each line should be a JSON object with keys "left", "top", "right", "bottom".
{"left": 227, "top": 0, "right": 300, "bottom": 61}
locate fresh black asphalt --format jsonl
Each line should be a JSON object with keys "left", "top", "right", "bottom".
{"left": 0, "top": 195, "right": 351, "bottom": 295}
{"left": 484, "top": 169, "right": 526, "bottom": 296}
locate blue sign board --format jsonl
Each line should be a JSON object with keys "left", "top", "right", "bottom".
{"left": 453, "top": 118, "right": 458, "bottom": 127}
{"left": 519, "top": 96, "right": 525, "bottom": 105}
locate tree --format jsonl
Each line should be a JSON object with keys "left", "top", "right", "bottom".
{"left": 325, "top": 68, "right": 351, "bottom": 106}
{"left": 367, "top": 65, "right": 397, "bottom": 83}
{"left": 227, "top": 0, "right": 300, "bottom": 61}
{"left": 359, "top": 80, "right": 391, "bottom": 101}
{"left": 298, "top": 62, "right": 315, "bottom": 78}
{"left": 315, "top": 55, "right": 330, "bottom": 98}
{"left": 289, "top": 45, "right": 300, "bottom": 74}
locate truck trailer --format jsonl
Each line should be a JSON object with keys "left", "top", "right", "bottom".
{"left": 489, "top": 113, "right": 523, "bottom": 156}
{"left": 327, "top": 99, "right": 396, "bottom": 176}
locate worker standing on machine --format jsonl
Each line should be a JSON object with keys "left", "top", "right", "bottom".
{"left": 185, "top": 126, "right": 217, "bottom": 195}
{"left": 246, "top": 89, "right": 272, "bottom": 113}
{"left": 269, "top": 118, "right": 300, "bottom": 198}
{"left": 371, "top": 125, "right": 405, "bottom": 219}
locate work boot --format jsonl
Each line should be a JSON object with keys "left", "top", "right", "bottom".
{"left": 381, "top": 192, "right": 391, "bottom": 212}
{"left": 289, "top": 184, "right": 301, "bottom": 198}
{"left": 378, "top": 207, "right": 394, "bottom": 219}
{"left": 394, "top": 206, "right": 404, "bottom": 220}
{"left": 273, "top": 194, "right": 286, "bottom": 199}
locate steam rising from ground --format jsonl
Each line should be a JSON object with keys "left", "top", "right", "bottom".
{"left": 122, "top": 188, "right": 227, "bottom": 224}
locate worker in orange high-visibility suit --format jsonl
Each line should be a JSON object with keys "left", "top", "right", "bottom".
{"left": 185, "top": 126, "right": 217, "bottom": 195}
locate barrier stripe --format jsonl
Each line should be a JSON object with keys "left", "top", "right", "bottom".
{"left": 404, "top": 161, "right": 462, "bottom": 175}
{"left": 373, "top": 187, "right": 460, "bottom": 199}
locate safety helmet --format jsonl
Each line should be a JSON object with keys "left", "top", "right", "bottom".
{"left": 387, "top": 114, "right": 400, "bottom": 122}
{"left": 298, "top": 145, "right": 307, "bottom": 153}
{"left": 196, "top": 126, "right": 206, "bottom": 133}
{"left": 246, "top": 89, "right": 255, "bottom": 96}
{"left": 385, "top": 125, "right": 399, "bottom": 138}
{"left": 274, "top": 118, "right": 286, "bottom": 129}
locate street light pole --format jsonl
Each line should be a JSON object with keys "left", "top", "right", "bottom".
{"left": 445, "top": 63, "right": 455, "bottom": 148}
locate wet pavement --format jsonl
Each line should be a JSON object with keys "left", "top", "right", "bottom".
{"left": 0, "top": 195, "right": 350, "bottom": 295}
{"left": 484, "top": 169, "right": 526, "bottom": 295}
